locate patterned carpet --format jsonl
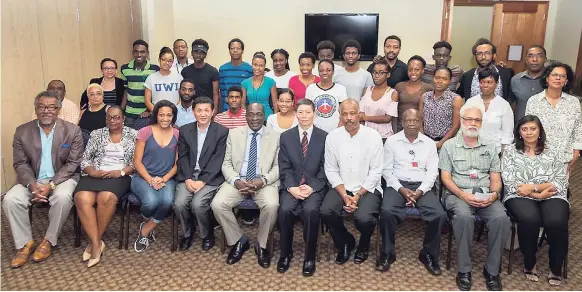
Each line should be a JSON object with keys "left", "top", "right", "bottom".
{"left": 1, "top": 164, "right": 580, "bottom": 290}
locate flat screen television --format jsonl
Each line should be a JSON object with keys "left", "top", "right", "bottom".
{"left": 305, "top": 13, "right": 379, "bottom": 61}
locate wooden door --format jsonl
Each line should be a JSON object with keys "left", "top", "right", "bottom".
{"left": 490, "top": 1, "right": 548, "bottom": 73}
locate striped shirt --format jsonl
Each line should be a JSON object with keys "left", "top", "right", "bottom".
{"left": 120, "top": 60, "right": 160, "bottom": 117}
{"left": 421, "top": 64, "right": 464, "bottom": 92}
{"left": 103, "top": 89, "right": 117, "bottom": 105}
{"left": 214, "top": 109, "right": 247, "bottom": 129}
{"left": 218, "top": 61, "right": 253, "bottom": 110}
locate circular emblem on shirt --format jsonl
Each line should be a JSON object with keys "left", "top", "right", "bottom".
{"left": 314, "top": 94, "right": 336, "bottom": 118}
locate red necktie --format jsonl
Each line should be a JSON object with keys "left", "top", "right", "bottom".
{"left": 298, "top": 131, "right": 308, "bottom": 185}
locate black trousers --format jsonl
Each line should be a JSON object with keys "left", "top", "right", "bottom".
{"left": 278, "top": 189, "right": 326, "bottom": 260}
{"left": 320, "top": 188, "right": 381, "bottom": 250}
{"left": 505, "top": 198, "right": 569, "bottom": 276}
{"left": 379, "top": 182, "right": 447, "bottom": 259}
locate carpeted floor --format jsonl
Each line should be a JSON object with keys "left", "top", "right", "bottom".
{"left": 1, "top": 164, "right": 580, "bottom": 291}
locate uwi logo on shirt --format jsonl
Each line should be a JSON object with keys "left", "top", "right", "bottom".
{"left": 154, "top": 83, "right": 179, "bottom": 91}
{"left": 314, "top": 94, "right": 336, "bottom": 118}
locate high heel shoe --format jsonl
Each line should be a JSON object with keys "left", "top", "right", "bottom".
{"left": 87, "top": 241, "right": 105, "bottom": 268}
{"left": 83, "top": 240, "right": 105, "bottom": 262}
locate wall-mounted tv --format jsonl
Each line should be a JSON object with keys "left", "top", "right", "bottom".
{"left": 305, "top": 13, "right": 379, "bottom": 61}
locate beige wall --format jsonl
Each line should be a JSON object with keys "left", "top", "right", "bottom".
{"left": 142, "top": 0, "right": 443, "bottom": 71}
{"left": 549, "top": 0, "right": 582, "bottom": 67}
{"left": 450, "top": 6, "right": 494, "bottom": 71}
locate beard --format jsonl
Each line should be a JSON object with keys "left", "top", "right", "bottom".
{"left": 461, "top": 124, "right": 480, "bottom": 138}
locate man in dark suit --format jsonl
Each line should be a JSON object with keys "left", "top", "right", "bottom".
{"left": 4, "top": 90, "right": 83, "bottom": 268}
{"left": 457, "top": 38, "right": 514, "bottom": 103}
{"left": 277, "top": 99, "right": 328, "bottom": 276}
{"left": 174, "top": 96, "right": 228, "bottom": 251}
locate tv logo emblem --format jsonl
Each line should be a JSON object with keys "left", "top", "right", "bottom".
{"left": 314, "top": 94, "right": 336, "bottom": 118}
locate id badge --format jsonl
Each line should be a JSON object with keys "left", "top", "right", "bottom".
{"left": 469, "top": 169, "right": 479, "bottom": 179}
{"left": 412, "top": 161, "right": 418, "bottom": 168}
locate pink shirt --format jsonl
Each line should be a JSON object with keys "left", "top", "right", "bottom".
{"left": 288, "top": 75, "right": 321, "bottom": 103}
{"left": 360, "top": 86, "right": 398, "bottom": 138}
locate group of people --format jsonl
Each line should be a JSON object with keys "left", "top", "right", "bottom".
{"left": 4, "top": 34, "right": 580, "bottom": 291}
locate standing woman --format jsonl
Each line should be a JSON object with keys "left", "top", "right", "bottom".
{"left": 418, "top": 67, "right": 464, "bottom": 149}
{"left": 266, "top": 89, "right": 298, "bottom": 133}
{"left": 131, "top": 100, "right": 179, "bottom": 252}
{"left": 288, "top": 52, "right": 321, "bottom": 104}
{"left": 394, "top": 55, "right": 432, "bottom": 132}
{"left": 526, "top": 61, "right": 581, "bottom": 174}
{"left": 266, "top": 49, "right": 296, "bottom": 89}
{"left": 74, "top": 106, "right": 136, "bottom": 267}
{"left": 144, "top": 47, "right": 184, "bottom": 111}
{"left": 80, "top": 58, "right": 125, "bottom": 108}
{"left": 241, "top": 52, "right": 278, "bottom": 116}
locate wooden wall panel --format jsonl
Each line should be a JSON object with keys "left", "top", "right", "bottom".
{"left": 78, "top": 0, "right": 108, "bottom": 87}
{"left": 131, "top": 0, "right": 144, "bottom": 42}
{"left": 105, "top": 0, "right": 134, "bottom": 65}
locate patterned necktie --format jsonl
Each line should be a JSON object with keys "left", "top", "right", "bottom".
{"left": 298, "top": 131, "right": 308, "bottom": 185}
{"left": 246, "top": 132, "right": 259, "bottom": 180}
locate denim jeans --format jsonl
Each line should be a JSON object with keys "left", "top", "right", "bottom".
{"left": 131, "top": 176, "right": 176, "bottom": 224}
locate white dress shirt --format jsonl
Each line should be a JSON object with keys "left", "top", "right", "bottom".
{"left": 324, "top": 125, "right": 384, "bottom": 194}
{"left": 465, "top": 94, "right": 514, "bottom": 153}
{"left": 195, "top": 125, "right": 209, "bottom": 171}
{"left": 298, "top": 125, "right": 314, "bottom": 144}
{"left": 231, "top": 126, "right": 263, "bottom": 184}
{"left": 383, "top": 131, "right": 439, "bottom": 194}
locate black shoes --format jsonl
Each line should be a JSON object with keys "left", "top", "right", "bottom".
{"left": 202, "top": 235, "right": 214, "bottom": 251}
{"left": 353, "top": 245, "right": 369, "bottom": 264}
{"left": 254, "top": 244, "right": 271, "bottom": 268}
{"left": 418, "top": 251, "right": 442, "bottom": 276}
{"left": 335, "top": 242, "right": 355, "bottom": 265}
{"left": 456, "top": 271, "right": 472, "bottom": 291}
{"left": 483, "top": 268, "right": 502, "bottom": 291}
{"left": 375, "top": 252, "right": 396, "bottom": 272}
{"left": 302, "top": 260, "right": 316, "bottom": 277}
{"left": 226, "top": 240, "right": 249, "bottom": 265}
{"left": 178, "top": 236, "right": 194, "bottom": 251}
{"left": 277, "top": 253, "right": 293, "bottom": 273}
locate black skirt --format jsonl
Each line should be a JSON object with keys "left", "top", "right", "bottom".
{"left": 74, "top": 176, "right": 131, "bottom": 199}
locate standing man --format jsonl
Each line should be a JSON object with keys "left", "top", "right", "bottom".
{"left": 175, "top": 79, "right": 197, "bottom": 127}
{"left": 458, "top": 38, "right": 514, "bottom": 102}
{"left": 439, "top": 105, "right": 511, "bottom": 291}
{"left": 174, "top": 96, "right": 229, "bottom": 251}
{"left": 181, "top": 39, "right": 220, "bottom": 114}
{"left": 367, "top": 35, "right": 408, "bottom": 88}
{"left": 510, "top": 45, "right": 546, "bottom": 121}
{"left": 378, "top": 109, "right": 446, "bottom": 274}
{"left": 277, "top": 99, "right": 328, "bottom": 276}
{"left": 312, "top": 40, "right": 344, "bottom": 75}
{"left": 334, "top": 40, "right": 373, "bottom": 102}
{"left": 4, "top": 91, "right": 83, "bottom": 268}
{"left": 172, "top": 39, "right": 194, "bottom": 74}
{"left": 120, "top": 39, "right": 160, "bottom": 128}
{"left": 210, "top": 103, "right": 280, "bottom": 268}
{"left": 30, "top": 80, "right": 80, "bottom": 125}
{"left": 421, "top": 41, "right": 464, "bottom": 91}
{"left": 219, "top": 38, "right": 253, "bottom": 112}
{"left": 213, "top": 86, "right": 248, "bottom": 129}
{"left": 320, "top": 99, "right": 384, "bottom": 265}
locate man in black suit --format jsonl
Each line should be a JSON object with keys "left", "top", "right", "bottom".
{"left": 457, "top": 38, "right": 514, "bottom": 102}
{"left": 277, "top": 98, "right": 328, "bottom": 277}
{"left": 174, "top": 96, "right": 229, "bottom": 251}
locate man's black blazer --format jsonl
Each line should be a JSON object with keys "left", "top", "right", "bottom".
{"left": 177, "top": 121, "right": 229, "bottom": 186}
{"left": 278, "top": 125, "right": 328, "bottom": 192}
{"left": 457, "top": 65, "right": 515, "bottom": 103}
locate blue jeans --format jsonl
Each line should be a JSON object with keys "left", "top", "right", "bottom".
{"left": 131, "top": 176, "right": 175, "bottom": 224}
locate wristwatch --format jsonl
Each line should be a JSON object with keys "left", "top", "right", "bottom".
{"left": 49, "top": 181, "right": 57, "bottom": 190}
{"left": 353, "top": 191, "right": 361, "bottom": 197}
{"left": 120, "top": 170, "right": 126, "bottom": 177}
{"left": 261, "top": 175, "right": 268, "bottom": 186}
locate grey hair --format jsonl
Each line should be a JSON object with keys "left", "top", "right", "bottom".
{"left": 34, "top": 90, "right": 62, "bottom": 107}
{"left": 459, "top": 104, "right": 484, "bottom": 118}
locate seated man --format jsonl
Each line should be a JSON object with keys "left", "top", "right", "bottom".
{"left": 210, "top": 103, "right": 280, "bottom": 268}
{"left": 439, "top": 105, "right": 511, "bottom": 291}
{"left": 4, "top": 90, "right": 83, "bottom": 268}
{"left": 30, "top": 80, "right": 80, "bottom": 124}
{"left": 378, "top": 109, "right": 446, "bottom": 274}
{"left": 320, "top": 99, "right": 384, "bottom": 265}
{"left": 277, "top": 99, "right": 328, "bottom": 276}
{"left": 174, "top": 97, "right": 228, "bottom": 251}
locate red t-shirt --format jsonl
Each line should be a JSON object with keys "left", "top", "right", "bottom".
{"left": 288, "top": 75, "right": 321, "bottom": 104}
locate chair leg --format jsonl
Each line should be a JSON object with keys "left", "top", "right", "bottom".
{"left": 563, "top": 254, "right": 568, "bottom": 279}
{"left": 28, "top": 206, "right": 33, "bottom": 225}
{"left": 268, "top": 230, "right": 274, "bottom": 256}
{"left": 476, "top": 221, "right": 485, "bottom": 242}
{"left": 446, "top": 221, "right": 452, "bottom": 270}
{"left": 508, "top": 223, "right": 516, "bottom": 275}
{"left": 375, "top": 224, "right": 380, "bottom": 262}
{"left": 118, "top": 201, "right": 124, "bottom": 250}
{"left": 326, "top": 225, "right": 332, "bottom": 262}
{"left": 74, "top": 208, "right": 81, "bottom": 248}
{"left": 219, "top": 227, "right": 226, "bottom": 254}
{"left": 125, "top": 201, "right": 130, "bottom": 250}
{"left": 316, "top": 222, "right": 321, "bottom": 263}
{"left": 171, "top": 211, "right": 176, "bottom": 252}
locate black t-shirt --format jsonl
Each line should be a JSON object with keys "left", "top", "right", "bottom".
{"left": 181, "top": 63, "right": 219, "bottom": 98}
{"left": 367, "top": 58, "right": 409, "bottom": 88}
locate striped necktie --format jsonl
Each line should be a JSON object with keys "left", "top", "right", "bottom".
{"left": 246, "top": 132, "right": 259, "bottom": 179}
{"left": 298, "top": 131, "right": 308, "bottom": 185}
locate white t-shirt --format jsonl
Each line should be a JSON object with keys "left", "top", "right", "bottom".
{"left": 266, "top": 113, "right": 299, "bottom": 133}
{"left": 333, "top": 68, "right": 374, "bottom": 102}
{"left": 265, "top": 70, "right": 296, "bottom": 89}
{"left": 305, "top": 83, "right": 348, "bottom": 133}
{"left": 144, "top": 71, "right": 184, "bottom": 105}
{"left": 464, "top": 94, "right": 514, "bottom": 153}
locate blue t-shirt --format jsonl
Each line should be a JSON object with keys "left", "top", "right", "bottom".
{"left": 241, "top": 76, "right": 276, "bottom": 116}
{"left": 219, "top": 61, "right": 253, "bottom": 110}
{"left": 137, "top": 126, "right": 179, "bottom": 177}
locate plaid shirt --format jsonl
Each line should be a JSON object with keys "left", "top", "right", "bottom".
{"left": 31, "top": 98, "right": 80, "bottom": 125}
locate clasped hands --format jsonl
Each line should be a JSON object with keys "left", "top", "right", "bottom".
{"left": 289, "top": 185, "right": 314, "bottom": 200}
{"left": 516, "top": 184, "right": 557, "bottom": 199}
{"left": 185, "top": 179, "right": 206, "bottom": 193}
{"left": 398, "top": 187, "right": 423, "bottom": 207}
{"left": 460, "top": 191, "right": 498, "bottom": 208}
{"left": 235, "top": 178, "right": 265, "bottom": 196}
{"left": 342, "top": 193, "right": 360, "bottom": 213}
{"left": 92, "top": 170, "right": 122, "bottom": 180}
{"left": 149, "top": 176, "right": 166, "bottom": 190}
{"left": 29, "top": 183, "right": 51, "bottom": 203}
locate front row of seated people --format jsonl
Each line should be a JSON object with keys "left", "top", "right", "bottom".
{"left": 4, "top": 90, "right": 570, "bottom": 288}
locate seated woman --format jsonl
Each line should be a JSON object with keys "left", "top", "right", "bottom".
{"left": 78, "top": 83, "right": 109, "bottom": 145}
{"left": 74, "top": 106, "right": 137, "bottom": 267}
{"left": 80, "top": 58, "right": 125, "bottom": 108}
{"left": 502, "top": 115, "right": 569, "bottom": 286}
{"left": 266, "top": 89, "right": 298, "bottom": 133}
{"left": 131, "top": 100, "right": 179, "bottom": 252}
{"left": 241, "top": 51, "right": 278, "bottom": 116}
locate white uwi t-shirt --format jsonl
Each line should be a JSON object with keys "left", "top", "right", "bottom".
{"left": 305, "top": 83, "right": 348, "bottom": 133}
{"left": 265, "top": 70, "right": 296, "bottom": 88}
{"left": 144, "top": 71, "right": 184, "bottom": 105}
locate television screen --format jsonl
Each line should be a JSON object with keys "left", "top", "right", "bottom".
{"left": 305, "top": 13, "right": 379, "bottom": 61}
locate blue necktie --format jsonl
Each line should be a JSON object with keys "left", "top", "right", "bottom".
{"left": 246, "top": 132, "right": 258, "bottom": 179}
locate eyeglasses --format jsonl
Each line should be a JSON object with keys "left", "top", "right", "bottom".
{"left": 526, "top": 53, "right": 545, "bottom": 59}
{"left": 549, "top": 73, "right": 567, "bottom": 79}
{"left": 474, "top": 51, "right": 493, "bottom": 57}
{"left": 102, "top": 67, "right": 116, "bottom": 71}
{"left": 462, "top": 117, "right": 483, "bottom": 123}
{"left": 106, "top": 116, "right": 123, "bottom": 122}
{"left": 36, "top": 105, "right": 60, "bottom": 112}
{"left": 403, "top": 119, "right": 421, "bottom": 125}
{"left": 372, "top": 71, "right": 388, "bottom": 76}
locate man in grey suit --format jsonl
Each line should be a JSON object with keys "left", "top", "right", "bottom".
{"left": 4, "top": 90, "right": 83, "bottom": 268}
{"left": 211, "top": 103, "right": 280, "bottom": 268}
{"left": 174, "top": 96, "right": 228, "bottom": 251}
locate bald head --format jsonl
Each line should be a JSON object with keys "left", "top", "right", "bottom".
{"left": 47, "top": 79, "right": 66, "bottom": 101}
{"left": 340, "top": 99, "right": 359, "bottom": 113}
{"left": 402, "top": 108, "right": 421, "bottom": 120}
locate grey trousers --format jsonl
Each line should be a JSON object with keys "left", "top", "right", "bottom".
{"left": 2, "top": 179, "right": 77, "bottom": 248}
{"left": 445, "top": 194, "right": 511, "bottom": 275}
{"left": 210, "top": 182, "right": 279, "bottom": 248}
{"left": 173, "top": 182, "right": 218, "bottom": 238}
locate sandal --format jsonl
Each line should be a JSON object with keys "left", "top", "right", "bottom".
{"left": 548, "top": 276, "right": 562, "bottom": 286}
{"left": 524, "top": 270, "right": 539, "bottom": 282}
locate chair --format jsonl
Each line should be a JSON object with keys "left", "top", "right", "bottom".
{"left": 28, "top": 202, "right": 82, "bottom": 247}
